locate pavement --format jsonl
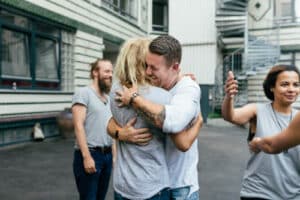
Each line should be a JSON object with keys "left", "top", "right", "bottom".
{"left": 0, "top": 118, "right": 250, "bottom": 200}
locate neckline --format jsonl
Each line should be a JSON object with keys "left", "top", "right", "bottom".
{"left": 89, "top": 86, "right": 108, "bottom": 105}
{"left": 271, "top": 104, "right": 292, "bottom": 131}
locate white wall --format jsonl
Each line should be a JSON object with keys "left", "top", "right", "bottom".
{"left": 168, "top": 0, "right": 217, "bottom": 84}
{"left": 248, "top": 0, "right": 274, "bottom": 29}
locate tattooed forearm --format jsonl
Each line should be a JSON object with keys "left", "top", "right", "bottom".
{"left": 137, "top": 106, "right": 165, "bottom": 128}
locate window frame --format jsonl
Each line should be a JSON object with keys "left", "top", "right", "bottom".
{"left": 101, "top": 0, "right": 138, "bottom": 22}
{"left": 152, "top": 0, "right": 168, "bottom": 33}
{"left": 274, "top": 0, "right": 300, "bottom": 24}
{"left": 0, "top": 6, "right": 62, "bottom": 91}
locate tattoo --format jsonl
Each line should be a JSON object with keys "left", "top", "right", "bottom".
{"left": 137, "top": 106, "right": 165, "bottom": 128}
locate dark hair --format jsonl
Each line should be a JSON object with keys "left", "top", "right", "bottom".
{"left": 149, "top": 35, "right": 181, "bottom": 66}
{"left": 90, "top": 59, "right": 111, "bottom": 79}
{"left": 263, "top": 64, "right": 300, "bottom": 100}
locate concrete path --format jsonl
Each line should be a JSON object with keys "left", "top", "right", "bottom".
{"left": 0, "top": 119, "right": 250, "bottom": 200}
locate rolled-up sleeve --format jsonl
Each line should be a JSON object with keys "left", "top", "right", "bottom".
{"left": 162, "top": 82, "right": 201, "bottom": 133}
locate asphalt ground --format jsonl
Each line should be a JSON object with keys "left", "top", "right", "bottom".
{"left": 0, "top": 119, "right": 250, "bottom": 200}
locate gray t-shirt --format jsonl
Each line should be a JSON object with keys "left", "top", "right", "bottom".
{"left": 241, "top": 103, "right": 300, "bottom": 199}
{"left": 110, "top": 82, "right": 171, "bottom": 199}
{"left": 72, "top": 86, "right": 112, "bottom": 148}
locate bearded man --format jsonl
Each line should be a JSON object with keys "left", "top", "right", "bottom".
{"left": 71, "top": 59, "right": 113, "bottom": 200}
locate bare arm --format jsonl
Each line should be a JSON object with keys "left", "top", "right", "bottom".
{"left": 222, "top": 71, "right": 256, "bottom": 125}
{"left": 115, "top": 85, "right": 165, "bottom": 128}
{"left": 171, "top": 114, "right": 203, "bottom": 152}
{"left": 250, "top": 112, "right": 300, "bottom": 153}
{"left": 72, "top": 104, "right": 96, "bottom": 174}
{"left": 112, "top": 139, "right": 117, "bottom": 167}
{"left": 107, "top": 117, "right": 153, "bottom": 145}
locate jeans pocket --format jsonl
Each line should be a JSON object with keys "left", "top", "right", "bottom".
{"left": 171, "top": 186, "right": 190, "bottom": 200}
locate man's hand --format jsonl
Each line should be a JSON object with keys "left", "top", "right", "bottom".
{"left": 83, "top": 156, "right": 97, "bottom": 174}
{"left": 115, "top": 84, "right": 138, "bottom": 107}
{"left": 183, "top": 73, "right": 197, "bottom": 81}
{"left": 119, "top": 117, "right": 153, "bottom": 145}
{"left": 249, "top": 137, "right": 262, "bottom": 153}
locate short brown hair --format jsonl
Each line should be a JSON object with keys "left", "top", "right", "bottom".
{"left": 149, "top": 35, "right": 181, "bottom": 66}
{"left": 263, "top": 64, "right": 300, "bottom": 100}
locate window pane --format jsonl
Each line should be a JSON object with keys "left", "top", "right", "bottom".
{"left": 102, "top": 0, "right": 137, "bottom": 21}
{"left": 1, "top": 29, "right": 30, "bottom": 78}
{"left": 35, "top": 22, "right": 59, "bottom": 37}
{"left": 281, "top": 1, "right": 292, "bottom": 17}
{"left": 35, "top": 37, "right": 58, "bottom": 81}
{"left": 152, "top": 0, "right": 168, "bottom": 32}
{"left": 121, "top": 0, "right": 137, "bottom": 18}
{"left": 0, "top": 9, "right": 29, "bottom": 28}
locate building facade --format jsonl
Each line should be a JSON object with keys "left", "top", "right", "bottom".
{"left": 0, "top": 0, "right": 154, "bottom": 146}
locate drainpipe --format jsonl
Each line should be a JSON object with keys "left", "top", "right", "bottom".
{"left": 244, "top": 9, "right": 248, "bottom": 71}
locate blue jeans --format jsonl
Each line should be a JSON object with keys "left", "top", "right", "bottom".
{"left": 170, "top": 186, "right": 190, "bottom": 200}
{"left": 73, "top": 149, "right": 112, "bottom": 200}
{"left": 187, "top": 191, "right": 199, "bottom": 200}
{"left": 114, "top": 188, "right": 170, "bottom": 200}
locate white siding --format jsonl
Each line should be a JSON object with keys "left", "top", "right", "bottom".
{"left": 25, "top": 0, "right": 146, "bottom": 39}
{"left": 181, "top": 45, "right": 217, "bottom": 85}
{"left": 0, "top": 93, "right": 72, "bottom": 116}
{"left": 74, "top": 31, "right": 104, "bottom": 88}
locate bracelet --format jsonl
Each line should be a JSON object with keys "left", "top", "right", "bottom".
{"left": 129, "top": 92, "right": 139, "bottom": 105}
{"left": 115, "top": 130, "right": 119, "bottom": 139}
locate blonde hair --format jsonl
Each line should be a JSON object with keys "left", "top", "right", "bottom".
{"left": 114, "top": 37, "right": 150, "bottom": 87}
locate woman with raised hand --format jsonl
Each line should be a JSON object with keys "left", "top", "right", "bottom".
{"left": 222, "top": 65, "right": 300, "bottom": 200}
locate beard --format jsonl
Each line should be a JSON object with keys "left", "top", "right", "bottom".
{"left": 98, "top": 78, "right": 112, "bottom": 94}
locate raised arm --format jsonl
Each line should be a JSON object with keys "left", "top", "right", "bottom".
{"left": 170, "top": 114, "right": 203, "bottom": 152}
{"left": 250, "top": 112, "right": 300, "bottom": 154}
{"left": 222, "top": 71, "right": 256, "bottom": 125}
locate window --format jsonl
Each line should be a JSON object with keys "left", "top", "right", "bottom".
{"left": 152, "top": 0, "right": 168, "bottom": 32}
{"left": 0, "top": 7, "right": 61, "bottom": 90}
{"left": 275, "top": 0, "right": 300, "bottom": 23}
{"left": 102, "top": 0, "right": 137, "bottom": 22}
